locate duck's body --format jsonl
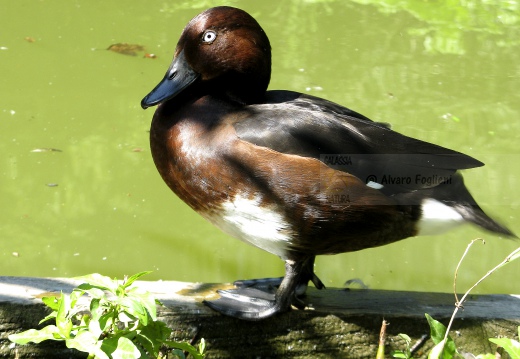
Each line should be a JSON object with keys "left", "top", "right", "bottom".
{"left": 151, "top": 93, "right": 415, "bottom": 258}
{"left": 142, "top": 6, "right": 514, "bottom": 320}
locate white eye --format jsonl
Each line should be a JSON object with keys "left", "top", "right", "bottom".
{"left": 202, "top": 30, "right": 217, "bottom": 44}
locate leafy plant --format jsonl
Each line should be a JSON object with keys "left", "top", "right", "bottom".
{"left": 425, "top": 314, "right": 458, "bottom": 359}
{"left": 8, "top": 272, "right": 205, "bottom": 359}
{"left": 391, "top": 333, "right": 412, "bottom": 359}
{"left": 488, "top": 326, "right": 520, "bottom": 359}
{"left": 427, "top": 241, "right": 519, "bottom": 359}
{"left": 390, "top": 241, "right": 520, "bottom": 359}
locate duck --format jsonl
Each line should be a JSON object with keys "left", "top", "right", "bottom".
{"left": 141, "top": 6, "right": 515, "bottom": 320}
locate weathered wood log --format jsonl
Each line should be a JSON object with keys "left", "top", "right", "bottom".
{"left": 0, "top": 276, "right": 518, "bottom": 358}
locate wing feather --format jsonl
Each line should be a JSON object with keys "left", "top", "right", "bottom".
{"left": 233, "top": 90, "right": 483, "bottom": 194}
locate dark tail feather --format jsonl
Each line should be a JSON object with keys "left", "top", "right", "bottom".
{"left": 435, "top": 174, "right": 517, "bottom": 238}
{"left": 453, "top": 203, "right": 517, "bottom": 238}
{"left": 401, "top": 172, "right": 517, "bottom": 238}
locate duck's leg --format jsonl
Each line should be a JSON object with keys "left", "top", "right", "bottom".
{"left": 233, "top": 256, "right": 325, "bottom": 296}
{"left": 203, "top": 257, "right": 322, "bottom": 320}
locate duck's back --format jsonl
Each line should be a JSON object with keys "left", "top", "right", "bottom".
{"left": 234, "top": 90, "right": 482, "bottom": 194}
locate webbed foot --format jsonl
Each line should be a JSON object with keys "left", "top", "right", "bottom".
{"left": 204, "top": 287, "right": 281, "bottom": 320}
{"left": 203, "top": 256, "right": 324, "bottom": 320}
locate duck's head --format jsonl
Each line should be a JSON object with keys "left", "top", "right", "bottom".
{"left": 141, "top": 6, "right": 271, "bottom": 108}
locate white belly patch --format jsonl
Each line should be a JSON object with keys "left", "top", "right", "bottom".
{"left": 207, "top": 194, "right": 294, "bottom": 259}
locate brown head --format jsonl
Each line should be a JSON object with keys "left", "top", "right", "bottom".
{"left": 142, "top": 6, "right": 271, "bottom": 107}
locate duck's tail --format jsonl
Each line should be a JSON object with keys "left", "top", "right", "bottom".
{"left": 450, "top": 201, "right": 516, "bottom": 238}
{"left": 402, "top": 173, "right": 516, "bottom": 238}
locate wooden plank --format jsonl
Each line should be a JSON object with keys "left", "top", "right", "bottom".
{"left": 0, "top": 277, "right": 518, "bottom": 358}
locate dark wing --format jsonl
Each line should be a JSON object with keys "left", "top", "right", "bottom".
{"left": 233, "top": 90, "right": 483, "bottom": 194}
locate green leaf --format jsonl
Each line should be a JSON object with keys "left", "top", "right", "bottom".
{"left": 391, "top": 352, "right": 408, "bottom": 359}
{"left": 425, "top": 314, "right": 457, "bottom": 359}
{"left": 171, "top": 349, "right": 186, "bottom": 359}
{"left": 489, "top": 337, "right": 520, "bottom": 358}
{"left": 126, "top": 288, "right": 158, "bottom": 321}
{"left": 115, "top": 337, "right": 142, "bottom": 358}
{"left": 198, "top": 338, "right": 206, "bottom": 356}
{"left": 116, "top": 285, "right": 127, "bottom": 298}
{"left": 38, "top": 294, "right": 63, "bottom": 324}
{"left": 56, "top": 294, "right": 73, "bottom": 339}
{"left": 38, "top": 311, "right": 57, "bottom": 325}
{"left": 118, "top": 296, "right": 150, "bottom": 326}
{"left": 70, "top": 288, "right": 85, "bottom": 308}
{"left": 66, "top": 330, "right": 98, "bottom": 352}
{"left": 99, "top": 335, "right": 119, "bottom": 356}
{"left": 136, "top": 321, "right": 172, "bottom": 357}
{"left": 443, "top": 336, "right": 458, "bottom": 357}
{"left": 398, "top": 333, "right": 411, "bottom": 344}
{"left": 89, "top": 297, "right": 102, "bottom": 321}
{"left": 101, "top": 336, "right": 141, "bottom": 359}
{"left": 67, "top": 330, "right": 110, "bottom": 359}
{"left": 79, "top": 314, "right": 91, "bottom": 328}
{"left": 118, "top": 310, "right": 138, "bottom": 325}
{"left": 8, "top": 325, "right": 62, "bottom": 345}
{"left": 428, "top": 339, "right": 447, "bottom": 359}
{"left": 392, "top": 333, "right": 411, "bottom": 359}
{"left": 98, "top": 312, "right": 115, "bottom": 333}
{"left": 122, "top": 271, "right": 153, "bottom": 289}
{"left": 74, "top": 273, "right": 118, "bottom": 293}
{"left": 425, "top": 313, "right": 446, "bottom": 344}
{"left": 88, "top": 317, "right": 103, "bottom": 339}
{"left": 163, "top": 340, "right": 205, "bottom": 359}
{"left": 41, "top": 295, "right": 60, "bottom": 311}
{"left": 79, "top": 286, "right": 107, "bottom": 300}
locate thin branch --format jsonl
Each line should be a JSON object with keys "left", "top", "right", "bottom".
{"left": 443, "top": 242, "right": 520, "bottom": 344}
{"left": 453, "top": 238, "right": 485, "bottom": 304}
{"left": 376, "top": 319, "right": 389, "bottom": 359}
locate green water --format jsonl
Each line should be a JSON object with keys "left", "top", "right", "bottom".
{"left": 1, "top": 0, "right": 519, "bottom": 295}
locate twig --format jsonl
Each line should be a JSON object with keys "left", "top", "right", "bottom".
{"left": 442, "top": 242, "right": 520, "bottom": 345}
{"left": 453, "top": 238, "right": 485, "bottom": 304}
{"left": 410, "top": 334, "right": 428, "bottom": 355}
{"left": 376, "top": 319, "right": 389, "bottom": 359}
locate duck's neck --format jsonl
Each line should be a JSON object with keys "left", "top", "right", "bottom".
{"left": 205, "top": 74, "right": 269, "bottom": 105}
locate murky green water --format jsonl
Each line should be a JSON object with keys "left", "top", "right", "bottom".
{"left": 1, "top": 0, "right": 519, "bottom": 295}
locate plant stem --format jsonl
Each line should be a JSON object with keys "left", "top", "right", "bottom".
{"left": 376, "top": 319, "right": 388, "bottom": 359}
{"left": 443, "top": 242, "right": 520, "bottom": 344}
{"left": 453, "top": 238, "right": 485, "bottom": 304}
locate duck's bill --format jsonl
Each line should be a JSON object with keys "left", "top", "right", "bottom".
{"left": 141, "top": 50, "right": 199, "bottom": 109}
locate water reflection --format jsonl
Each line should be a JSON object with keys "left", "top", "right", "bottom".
{"left": 352, "top": 0, "right": 520, "bottom": 54}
